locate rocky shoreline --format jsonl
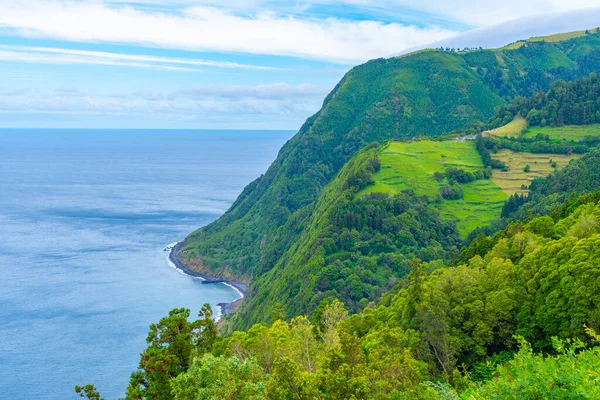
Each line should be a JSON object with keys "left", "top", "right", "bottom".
{"left": 168, "top": 241, "right": 247, "bottom": 316}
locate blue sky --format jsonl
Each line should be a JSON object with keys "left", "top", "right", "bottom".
{"left": 0, "top": 1, "right": 598, "bottom": 129}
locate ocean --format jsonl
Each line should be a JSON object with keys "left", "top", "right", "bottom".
{"left": 0, "top": 129, "right": 293, "bottom": 399}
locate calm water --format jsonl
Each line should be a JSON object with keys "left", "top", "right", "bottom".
{"left": 0, "top": 129, "right": 292, "bottom": 399}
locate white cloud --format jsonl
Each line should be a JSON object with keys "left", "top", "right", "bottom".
{"left": 273, "top": 0, "right": 600, "bottom": 26}
{"left": 0, "top": 0, "right": 456, "bottom": 63}
{"left": 0, "top": 45, "right": 281, "bottom": 72}
{"left": 2, "top": 0, "right": 594, "bottom": 67}
{"left": 0, "top": 48, "right": 197, "bottom": 72}
{"left": 398, "top": 7, "right": 600, "bottom": 55}
{"left": 405, "top": 0, "right": 600, "bottom": 26}
{"left": 172, "top": 82, "right": 328, "bottom": 100}
{"left": 0, "top": 83, "right": 330, "bottom": 120}
{"left": 104, "top": 0, "right": 600, "bottom": 26}
{"left": 3, "top": 0, "right": 600, "bottom": 129}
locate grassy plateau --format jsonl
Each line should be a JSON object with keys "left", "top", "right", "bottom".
{"left": 486, "top": 115, "right": 527, "bottom": 138}
{"left": 359, "top": 141, "right": 507, "bottom": 236}
{"left": 522, "top": 124, "right": 600, "bottom": 141}
{"left": 501, "top": 28, "right": 600, "bottom": 50}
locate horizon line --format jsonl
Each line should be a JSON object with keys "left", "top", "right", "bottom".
{"left": 0, "top": 127, "right": 297, "bottom": 132}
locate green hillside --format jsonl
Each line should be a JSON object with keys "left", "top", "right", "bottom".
{"left": 226, "top": 145, "right": 463, "bottom": 331}
{"left": 228, "top": 76, "right": 600, "bottom": 331}
{"left": 179, "top": 30, "right": 600, "bottom": 331}
{"left": 489, "top": 73, "right": 600, "bottom": 132}
{"left": 359, "top": 141, "right": 507, "bottom": 236}
{"left": 181, "top": 50, "right": 505, "bottom": 281}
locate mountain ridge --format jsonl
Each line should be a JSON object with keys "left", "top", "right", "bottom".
{"left": 180, "top": 29, "right": 600, "bottom": 330}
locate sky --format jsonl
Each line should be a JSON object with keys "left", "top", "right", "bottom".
{"left": 0, "top": 1, "right": 599, "bottom": 129}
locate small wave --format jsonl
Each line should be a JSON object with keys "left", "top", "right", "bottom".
{"left": 163, "top": 242, "right": 179, "bottom": 252}
{"left": 165, "top": 245, "right": 206, "bottom": 281}
{"left": 221, "top": 282, "right": 244, "bottom": 300}
{"left": 214, "top": 308, "right": 223, "bottom": 322}
{"left": 166, "top": 259, "right": 190, "bottom": 276}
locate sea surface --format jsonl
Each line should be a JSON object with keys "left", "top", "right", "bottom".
{"left": 0, "top": 129, "right": 293, "bottom": 399}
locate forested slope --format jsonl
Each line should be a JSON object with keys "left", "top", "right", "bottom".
{"left": 181, "top": 51, "right": 503, "bottom": 281}
{"left": 227, "top": 145, "right": 462, "bottom": 331}
{"left": 228, "top": 74, "right": 600, "bottom": 330}
{"left": 489, "top": 72, "right": 600, "bottom": 128}
{"left": 181, "top": 32, "right": 600, "bottom": 285}
{"left": 117, "top": 195, "right": 600, "bottom": 400}
{"left": 179, "top": 31, "right": 600, "bottom": 334}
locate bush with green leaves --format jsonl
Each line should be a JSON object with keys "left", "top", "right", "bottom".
{"left": 462, "top": 333, "right": 600, "bottom": 399}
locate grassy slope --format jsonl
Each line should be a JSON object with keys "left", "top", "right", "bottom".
{"left": 523, "top": 124, "right": 600, "bottom": 140}
{"left": 501, "top": 28, "right": 600, "bottom": 50}
{"left": 491, "top": 150, "right": 582, "bottom": 195}
{"left": 359, "top": 141, "right": 507, "bottom": 236}
{"left": 528, "top": 28, "right": 600, "bottom": 42}
{"left": 486, "top": 115, "right": 527, "bottom": 137}
{"left": 484, "top": 120, "right": 597, "bottom": 195}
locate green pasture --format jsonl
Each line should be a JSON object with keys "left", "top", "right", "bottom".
{"left": 359, "top": 141, "right": 507, "bottom": 236}
{"left": 522, "top": 124, "right": 600, "bottom": 141}
{"left": 486, "top": 115, "right": 527, "bottom": 138}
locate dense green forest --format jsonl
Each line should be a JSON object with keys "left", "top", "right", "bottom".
{"left": 78, "top": 30, "right": 600, "bottom": 399}
{"left": 227, "top": 145, "right": 462, "bottom": 332}
{"left": 81, "top": 194, "right": 600, "bottom": 399}
{"left": 490, "top": 73, "right": 600, "bottom": 128}
{"left": 226, "top": 73, "right": 600, "bottom": 332}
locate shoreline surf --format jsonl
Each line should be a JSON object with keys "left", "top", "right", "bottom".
{"left": 166, "top": 241, "right": 247, "bottom": 318}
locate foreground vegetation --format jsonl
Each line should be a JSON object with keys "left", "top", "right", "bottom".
{"left": 80, "top": 193, "right": 600, "bottom": 399}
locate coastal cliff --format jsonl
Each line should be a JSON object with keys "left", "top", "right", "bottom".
{"left": 168, "top": 242, "right": 247, "bottom": 316}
